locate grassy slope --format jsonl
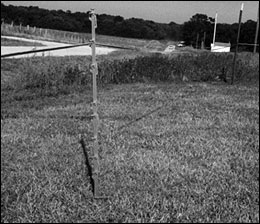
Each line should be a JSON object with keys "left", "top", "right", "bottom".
{"left": 1, "top": 37, "right": 45, "bottom": 46}
{"left": 1, "top": 25, "right": 151, "bottom": 49}
{"left": 1, "top": 81, "right": 259, "bottom": 222}
{"left": 1, "top": 24, "right": 180, "bottom": 51}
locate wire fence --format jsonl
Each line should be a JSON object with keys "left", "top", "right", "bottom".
{"left": 1, "top": 41, "right": 137, "bottom": 58}
{"left": 2, "top": 21, "right": 259, "bottom": 57}
{"left": 1, "top": 22, "right": 89, "bottom": 44}
{"left": 1, "top": 21, "right": 258, "bottom": 89}
{"left": 1, "top": 22, "right": 140, "bottom": 59}
{"left": 1, "top": 22, "right": 149, "bottom": 48}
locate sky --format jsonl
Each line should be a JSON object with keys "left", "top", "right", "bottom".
{"left": 2, "top": 1, "right": 259, "bottom": 24}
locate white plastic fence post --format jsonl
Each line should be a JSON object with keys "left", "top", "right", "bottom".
{"left": 90, "top": 8, "right": 101, "bottom": 198}
{"left": 253, "top": 3, "right": 259, "bottom": 53}
{"left": 231, "top": 3, "right": 244, "bottom": 84}
{"left": 213, "top": 12, "right": 218, "bottom": 46}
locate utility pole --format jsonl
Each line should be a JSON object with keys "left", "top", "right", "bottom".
{"left": 231, "top": 3, "right": 244, "bottom": 85}
{"left": 253, "top": 3, "right": 259, "bottom": 53}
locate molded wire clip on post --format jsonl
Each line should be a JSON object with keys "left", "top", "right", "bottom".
{"left": 89, "top": 39, "right": 95, "bottom": 46}
{"left": 89, "top": 9, "right": 97, "bottom": 28}
{"left": 90, "top": 63, "right": 98, "bottom": 74}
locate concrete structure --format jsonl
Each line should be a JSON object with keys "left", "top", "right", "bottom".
{"left": 211, "top": 42, "right": 231, "bottom": 52}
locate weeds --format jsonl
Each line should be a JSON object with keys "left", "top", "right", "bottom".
{"left": 2, "top": 52, "right": 258, "bottom": 101}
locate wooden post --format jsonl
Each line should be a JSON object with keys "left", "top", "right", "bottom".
{"left": 90, "top": 9, "right": 101, "bottom": 199}
{"left": 253, "top": 3, "right": 259, "bottom": 53}
{"left": 231, "top": 3, "right": 244, "bottom": 85}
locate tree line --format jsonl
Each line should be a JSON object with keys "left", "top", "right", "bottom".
{"left": 1, "top": 3, "right": 258, "bottom": 51}
{"left": 182, "top": 13, "right": 258, "bottom": 52}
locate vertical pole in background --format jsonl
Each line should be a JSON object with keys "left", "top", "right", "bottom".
{"left": 1, "top": 19, "right": 3, "bottom": 30}
{"left": 231, "top": 3, "right": 244, "bottom": 85}
{"left": 203, "top": 32, "right": 206, "bottom": 46}
{"left": 253, "top": 3, "right": 259, "bottom": 53}
{"left": 213, "top": 12, "right": 218, "bottom": 47}
{"left": 89, "top": 9, "right": 100, "bottom": 198}
{"left": 202, "top": 31, "right": 206, "bottom": 49}
{"left": 196, "top": 33, "right": 199, "bottom": 49}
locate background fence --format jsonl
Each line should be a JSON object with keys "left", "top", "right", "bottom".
{"left": 1, "top": 22, "right": 89, "bottom": 44}
{"left": 1, "top": 22, "right": 149, "bottom": 48}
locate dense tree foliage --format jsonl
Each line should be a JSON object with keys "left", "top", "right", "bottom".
{"left": 182, "top": 13, "right": 259, "bottom": 51}
{"left": 182, "top": 14, "right": 215, "bottom": 48}
{"left": 0, "top": 3, "right": 181, "bottom": 40}
{"left": 1, "top": 3, "right": 258, "bottom": 51}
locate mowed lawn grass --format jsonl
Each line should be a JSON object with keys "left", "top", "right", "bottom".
{"left": 1, "top": 81, "right": 259, "bottom": 222}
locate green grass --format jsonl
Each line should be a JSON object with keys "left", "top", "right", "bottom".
{"left": 1, "top": 51, "right": 259, "bottom": 222}
{"left": 1, "top": 78, "right": 259, "bottom": 222}
{"left": 1, "top": 37, "right": 45, "bottom": 46}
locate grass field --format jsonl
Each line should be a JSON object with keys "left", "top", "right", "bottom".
{"left": 1, "top": 70, "right": 259, "bottom": 223}
{"left": 1, "top": 31, "right": 259, "bottom": 222}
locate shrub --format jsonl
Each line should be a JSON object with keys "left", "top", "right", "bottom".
{"left": 97, "top": 53, "right": 234, "bottom": 84}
